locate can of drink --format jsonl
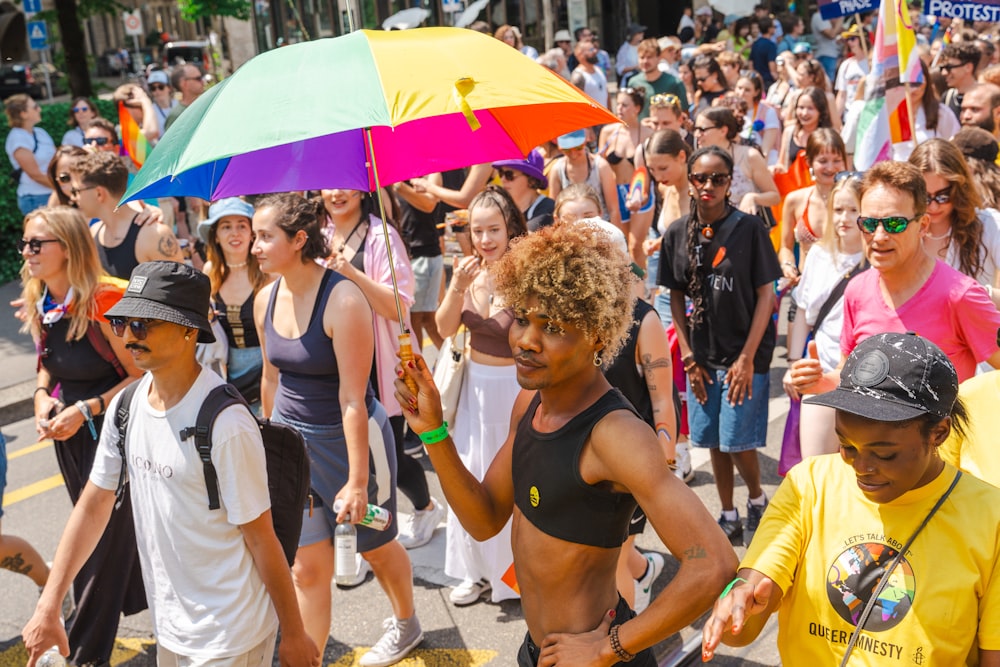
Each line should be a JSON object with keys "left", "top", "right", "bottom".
{"left": 333, "top": 499, "right": 392, "bottom": 531}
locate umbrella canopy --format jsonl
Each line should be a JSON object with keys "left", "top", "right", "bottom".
{"left": 122, "top": 27, "right": 615, "bottom": 203}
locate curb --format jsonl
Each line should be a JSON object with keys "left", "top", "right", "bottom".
{"left": 0, "top": 379, "right": 36, "bottom": 426}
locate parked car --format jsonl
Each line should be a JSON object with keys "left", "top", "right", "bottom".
{"left": 0, "top": 61, "right": 65, "bottom": 99}
{"left": 163, "top": 40, "right": 210, "bottom": 71}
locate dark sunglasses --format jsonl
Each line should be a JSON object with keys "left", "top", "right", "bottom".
{"left": 83, "top": 136, "right": 111, "bottom": 146}
{"left": 108, "top": 317, "right": 166, "bottom": 340}
{"left": 939, "top": 62, "right": 968, "bottom": 73}
{"left": 689, "top": 172, "right": 731, "bottom": 187}
{"left": 856, "top": 215, "right": 919, "bottom": 234}
{"left": 149, "top": 83, "right": 167, "bottom": 91}
{"left": 497, "top": 169, "right": 521, "bottom": 181}
{"left": 695, "top": 76, "right": 709, "bottom": 84}
{"left": 56, "top": 172, "right": 71, "bottom": 184}
{"left": 17, "top": 238, "right": 60, "bottom": 255}
{"left": 835, "top": 170, "right": 864, "bottom": 183}
{"left": 71, "top": 106, "right": 91, "bottom": 113}
{"left": 692, "top": 125, "right": 719, "bottom": 134}
{"left": 926, "top": 188, "right": 952, "bottom": 205}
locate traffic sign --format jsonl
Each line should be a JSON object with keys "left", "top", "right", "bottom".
{"left": 123, "top": 10, "right": 143, "bottom": 36}
{"left": 22, "top": 0, "right": 41, "bottom": 14}
{"left": 27, "top": 20, "right": 46, "bottom": 50}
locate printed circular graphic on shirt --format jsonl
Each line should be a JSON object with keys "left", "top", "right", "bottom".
{"left": 826, "top": 542, "right": 914, "bottom": 631}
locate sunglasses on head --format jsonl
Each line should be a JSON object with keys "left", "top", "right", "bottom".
{"left": 689, "top": 172, "right": 731, "bottom": 187}
{"left": 108, "top": 317, "right": 166, "bottom": 340}
{"left": 149, "top": 83, "right": 167, "bottom": 91}
{"left": 17, "top": 238, "right": 60, "bottom": 255}
{"left": 856, "top": 215, "right": 919, "bottom": 234}
{"left": 71, "top": 106, "right": 91, "bottom": 113}
{"left": 926, "top": 188, "right": 952, "bottom": 205}
{"left": 835, "top": 170, "right": 864, "bottom": 183}
{"left": 84, "top": 136, "right": 111, "bottom": 146}
{"left": 496, "top": 168, "right": 522, "bottom": 181}
{"left": 650, "top": 93, "right": 681, "bottom": 109}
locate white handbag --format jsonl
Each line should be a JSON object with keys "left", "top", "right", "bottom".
{"left": 433, "top": 327, "right": 468, "bottom": 432}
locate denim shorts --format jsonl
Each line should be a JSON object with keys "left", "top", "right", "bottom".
{"left": 688, "top": 370, "right": 769, "bottom": 452}
{"left": 411, "top": 255, "right": 444, "bottom": 313}
{"left": 18, "top": 193, "right": 50, "bottom": 216}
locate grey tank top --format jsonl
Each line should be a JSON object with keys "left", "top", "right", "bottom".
{"left": 265, "top": 269, "right": 374, "bottom": 424}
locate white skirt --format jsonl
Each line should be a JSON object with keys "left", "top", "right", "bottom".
{"left": 445, "top": 359, "right": 520, "bottom": 602}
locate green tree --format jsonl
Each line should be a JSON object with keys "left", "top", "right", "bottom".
{"left": 52, "top": 0, "right": 126, "bottom": 97}
{"left": 177, "top": 0, "right": 249, "bottom": 22}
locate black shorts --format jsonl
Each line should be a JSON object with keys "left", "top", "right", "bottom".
{"left": 516, "top": 596, "right": 657, "bottom": 666}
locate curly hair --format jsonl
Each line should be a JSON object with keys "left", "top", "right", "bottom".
{"left": 908, "top": 139, "right": 985, "bottom": 279}
{"left": 492, "top": 222, "right": 635, "bottom": 366}
{"left": 255, "top": 192, "right": 330, "bottom": 262}
{"left": 686, "top": 146, "right": 734, "bottom": 329}
{"left": 964, "top": 155, "right": 1000, "bottom": 209}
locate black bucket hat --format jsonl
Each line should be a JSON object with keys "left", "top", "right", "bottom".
{"left": 105, "top": 261, "right": 215, "bottom": 343}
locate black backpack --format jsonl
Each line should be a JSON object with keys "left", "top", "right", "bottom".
{"left": 113, "top": 381, "right": 310, "bottom": 566}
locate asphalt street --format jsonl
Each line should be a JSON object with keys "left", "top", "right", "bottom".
{"left": 0, "top": 279, "right": 787, "bottom": 666}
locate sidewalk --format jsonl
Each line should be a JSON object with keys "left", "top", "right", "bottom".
{"left": 0, "top": 280, "right": 39, "bottom": 426}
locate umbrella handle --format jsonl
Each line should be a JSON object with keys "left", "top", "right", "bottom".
{"left": 398, "top": 333, "right": 418, "bottom": 394}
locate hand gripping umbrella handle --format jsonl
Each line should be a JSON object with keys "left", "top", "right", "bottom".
{"left": 398, "top": 333, "right": 418, "bottom": 394}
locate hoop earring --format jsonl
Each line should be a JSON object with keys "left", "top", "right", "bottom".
{"left": 593, "top": 350, "right": 602, "bottom": 367}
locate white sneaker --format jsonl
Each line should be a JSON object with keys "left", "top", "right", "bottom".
{"left": 335, "top": 553, "right": 371, "bottom": 589}
{"left": 674, "top": 442, "right": 695, "bottom": 484}
{"left": 397, "top": 498, "right": 446, "bottom": 550}
{"left": 633, "top": 552, "right": 664, "bottom": 614}
{"left": 449, "top": 577, "right": 491, "bottom": 606}
{"left": 359, "top": 615, "right": 423, "bottom": 667}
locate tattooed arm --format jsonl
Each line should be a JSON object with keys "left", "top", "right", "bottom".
{"left": 636, "top": 309, "right": 679, "bottom": 463}
{"left": 137, "top": 221, "right": 185, "bottom": 263}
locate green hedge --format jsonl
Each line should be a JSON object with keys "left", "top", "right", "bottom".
{"left": 0, "top": 98, "right": 117, "bottom": 283}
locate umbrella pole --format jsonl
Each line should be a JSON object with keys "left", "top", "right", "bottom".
{"left": 364, "top": 127, "right": 419, "bottom": 392}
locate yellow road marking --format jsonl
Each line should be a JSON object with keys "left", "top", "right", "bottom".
{"left": 8, "top": 439, "right": 52, "bottom": 460}
{"left": 2, "top": 473, "right": 63, "bottom": 507}
{"left": 330, "top": 648, "right": 498, "bottom": 666}
{"left": 0, "top": 638, "right": 155, "bottom": 666}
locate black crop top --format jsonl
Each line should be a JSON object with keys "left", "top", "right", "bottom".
{"left": 461, "top": 307, "right": 514, "bottom": 358}
{"left": 214, "top": 291, "right": 259, "bottom": 349}
{"left": 512, "top": 389, "right": 638, "bottom": 548}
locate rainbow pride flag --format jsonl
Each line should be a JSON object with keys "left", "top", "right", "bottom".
{"left": 854, "top": 0, "right": 919, "bottom": 169}
{"left": 118, "top": 102, "right": 152, "bottom": 169}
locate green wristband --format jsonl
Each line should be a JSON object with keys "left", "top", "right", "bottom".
{"left": 719, "top": 576, "right": 749, "bottom": 599}
{"left": 419, "top": 422, "right": 449, "bottom": 444}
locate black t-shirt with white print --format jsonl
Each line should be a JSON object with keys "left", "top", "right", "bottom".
{"left": 657, "top": 209, "right": 782, "bottom": 374}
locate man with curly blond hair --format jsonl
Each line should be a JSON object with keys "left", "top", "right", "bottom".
{"left": 396, "top": 223, "right": 737, "bottom": 666}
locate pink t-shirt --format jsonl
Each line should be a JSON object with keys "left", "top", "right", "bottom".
{"left": 841, "top": 262, "right": 1000, "bottom": 382}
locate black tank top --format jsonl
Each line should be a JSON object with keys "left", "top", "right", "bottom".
{"left": 512, "top": 389, "right": 638, "bottom": 548}
{"left": 96, "top": 216, "right": 141, "bottom": 280}
{"left": 603, "top": 300, "right": 655, "bottom": 427}
{"left": 214, "top": 291, "right": 259, "bottom": 349}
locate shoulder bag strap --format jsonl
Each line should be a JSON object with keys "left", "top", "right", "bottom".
{"left": 179, "top": 384, "right": 247, "bottom": 511}
{"left": 113, "top": 380, "right": 142, "bottom": 508}
{"left": 811, "top": 263, "right": 865, "bottom": 337}
{"left": 838, "top": 470, "right": 963, "bottom": 666}
{"left": 86, "top": 321, "right": 127, "bottom": 379}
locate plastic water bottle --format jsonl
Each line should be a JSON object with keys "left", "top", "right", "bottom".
{"left": 332, "top": 499, "right": 392, "bottom": 531}
{"left": 36, "top": 647, "right": 67, "bottom": 667}
{"left": 334, "top": 514, "right": 358, "bottom": 586}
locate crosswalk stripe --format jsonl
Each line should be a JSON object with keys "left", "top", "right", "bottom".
{"left": 2, "top": 473, "right": 63, "bottom": 507}
{"left": 8, "top": 439, "right": 52, "bottom": 460}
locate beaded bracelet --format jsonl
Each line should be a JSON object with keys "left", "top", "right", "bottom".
{"left": 609, "top": 624, "right": 634, "bottom": 662}
{"left": 419, "top": 422, "right": 449, "bottom": 444}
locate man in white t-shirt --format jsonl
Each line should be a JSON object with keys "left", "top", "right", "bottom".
{"left": 23, "top": 261, "right": 319, "bottom": 667}
{"left": 571, "top": 38, "right": 610, "bottom": 108}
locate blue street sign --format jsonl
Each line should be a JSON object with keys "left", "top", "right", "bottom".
{"left": 27, "top": 20, "right": 46, "bottom": 50}
{"left": 22, "top": 0, "right": 41, "bottom": 14}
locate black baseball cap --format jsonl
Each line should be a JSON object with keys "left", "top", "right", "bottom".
{"left": 805, "top": 332, "right": 957, "bottom": 421}
{"left": 105, "top": 261, "right": 215, "bottom": 343}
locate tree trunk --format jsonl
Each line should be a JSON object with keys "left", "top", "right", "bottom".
{"left": 54, "top": 0, "right": 91, "bottom": 97}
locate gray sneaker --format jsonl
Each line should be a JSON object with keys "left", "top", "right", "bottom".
{"left": 359, "top": 615, "right": 423, "bottom": 667}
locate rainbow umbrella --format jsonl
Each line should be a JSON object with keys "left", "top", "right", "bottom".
{"left": 121, "top": 27, "right": 616, "bottom": 203}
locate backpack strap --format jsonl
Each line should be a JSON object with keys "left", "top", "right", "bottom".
{"left": 113, "top": 380, "right": 142, "bottom": 508}
{"left": 87, "top": 321, "right": 127, "bottom": 379}
{"left": 179, "top": 384, "right": 247, "bottom": 511}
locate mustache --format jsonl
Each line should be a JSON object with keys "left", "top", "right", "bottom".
{"left": 125, "top": 343, "right": 150, "bottom": 352}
